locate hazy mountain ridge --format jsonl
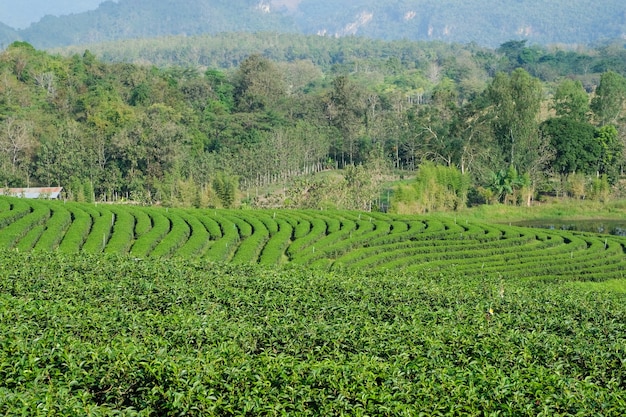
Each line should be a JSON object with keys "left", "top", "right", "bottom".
{"left": 0, "top": 0, "right": 103, "bottom": 29}
{"left": 0, "top": 22, "right": 17, "bottom": 48}
{"left": 1, "top": 0, "right": 625, "bottom": 48}
{"left": 291, "top": 0, "right": 626, "bottom": 45}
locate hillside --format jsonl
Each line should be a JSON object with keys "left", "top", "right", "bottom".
{"left": 2, "top": 0, "right": 626, "bottom": 48}
{"left": 0, "top": 22, "right": 18, "bottom": 47}
{"left": 2, "top": 40, "right": 626, "bottom": 212}
{"left": 0, "top": 0, "right": 102, "bottom": 29}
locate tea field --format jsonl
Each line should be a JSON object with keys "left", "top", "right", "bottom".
{"left": 1, "top": 196, "right": 626, "bottom": 280}
{"left": 1, "top": 196, "right": 625, "bottom": 415}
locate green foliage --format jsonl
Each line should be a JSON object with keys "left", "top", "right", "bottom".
{"left": 589, "top": 175, "right": 612, "bottom": 202}
{"left": 259, "top": 218, "right": 293, "bottom": 265}
{"left": 174, "top": 210, "right": 210, "bottom": 258}
{"left": 486, "top": 165, "right": 532, "bottom": 205}
{"left": 541, "top": 118, "right": 599, "bottom": 175}
{"left": 202, "top": 213, "right": 240, "bottom": 262}
{"left": 230, "top": 215, "right": 269, "bottom": 264}
{"left": 2, "top": 195, "right": 626, "bottom": 283}
{"left": 103, "top": 206, "right": 136, "bottom": 255}
{"left": 1, "top": 41, "right": 626, "bottom": 208}
{"left": 591, "top": 71, "right": 626, "bottom": 126}
{"left": 595, "top": 124, "right": 622, "bottom": 182}
{"left": 80, "top": 206, "right": 114, "bottom": 253}
{"left": 149, "top": 211, "right": 190, "bottom": 258}
{"left": 392, "top": 162, "right": 470, "bottom": 213}
{"left": 129, "top": 208, "right": 170, "bottom": 258}
{"left": 0, "top": 200, "right": 49, "bottom": 249}
{"left": 132, "top": 206, "right": 153, "bottom": 238}
{"left": 553, "top": 79, "right": 590, "bottom": 121}
{"left": 487, "top": 69, "right": 544, "bottom": 174}
{"left": 32, "top": 204, "right": 71, "bottom": 251}
{"left": 565, "top": 173, "right": 588, "bottom": 199}
{"left": 212, "top": 172, "right": 238, "bottom": 209}
{"left": 233, "top": 54, "right": 286, "bottom": 112}
{"left": 57, "top": 205, "right": 93, "bottom": 253}
{"left": 1, "top": 250, "right": 626, "bottom": 414}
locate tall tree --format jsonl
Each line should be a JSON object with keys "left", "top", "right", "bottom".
{"left": 591, "top": 71, "right": 626, "bottom": 126}
{"left": 540, "top": 118, "right": 599, "bottom": 175}
{"left": 595, "top": 124, "right": 622, "bottom": 182}
{"left": 34, "top": 120, "right": 90, "bottom": 187}
{"left": 553, "top": 79, "right": 590, "bottom": 121}
{"left": 590, "top": 72, "right": 626, "bottom": 174}
{"left": 233, "top": 54, "right": 285, "bottom": 112}
{"left": 326, "top": 75, "right": 369, "bottom": 166}
{"left": 487, "top": 68, "right": 547, "bottom": 178}
{"left": 0, "top": 117, "right": 33, "bottom": 178}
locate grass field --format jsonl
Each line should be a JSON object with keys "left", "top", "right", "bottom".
{"left": 458, "top": 198, "right": 626, "bottom": 222}
{"left": 1, "top": 196, "right": 625, "bottom": 415}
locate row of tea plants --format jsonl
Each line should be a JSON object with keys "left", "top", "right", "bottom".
{"left": 0, "top": 250, "right": 625, "bottom": 415}
{"left": 1, "top": 197, "right": 625, "bottom": 282}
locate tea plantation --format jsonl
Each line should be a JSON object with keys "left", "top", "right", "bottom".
{"left": 1, "top": 197, "right": 625, "bottom": 415}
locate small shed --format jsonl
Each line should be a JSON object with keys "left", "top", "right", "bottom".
{"left": 1, "top": 187, "right": 63, "bottom": 199}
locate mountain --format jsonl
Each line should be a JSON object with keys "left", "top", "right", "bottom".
{"left": 5, "top": 0, "right": 626, "bottom": 48}
{"left": 0, "top": 0, "right": 104, "bottom": 29}
{"left": 16, "top": 0, "right": 296, "bottom": 48}
{"left": 292, "top": 0, "right": 626, "bottom": 45}
{"left": 0, "top": 22, "right": 18, "bottom": 48}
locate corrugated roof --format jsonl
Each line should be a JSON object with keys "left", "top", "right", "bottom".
{"left": 1, "top": 187, "right": 63, "bottom": 199}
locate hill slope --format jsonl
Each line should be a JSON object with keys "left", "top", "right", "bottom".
{"left": 3, "top": 0, "right": 626, "bottom": 48}
{"left": 0, "top": 0, "right": 103, "bottom": 30}
{"left": 0, "top": 22, "right": 18, "bottom": 47}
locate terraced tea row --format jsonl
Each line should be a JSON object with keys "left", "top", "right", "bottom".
{"left": 3, "top": 251, "right": 625, "bottom": 414}
{"left": 1, "top": 196, "right": 625, "bottom": 282}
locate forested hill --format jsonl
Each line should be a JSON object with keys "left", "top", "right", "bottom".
{"left": 1, "top": 0, "right": 626, "bottom": 49}
{"left": 1, "top": 39, "right": 626, "bottom": 210}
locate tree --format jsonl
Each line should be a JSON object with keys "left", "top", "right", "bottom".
{"left": 591, "top": 71, "right": 626, "bottom": 126}
{"left": 212, "top": 172, "right": 237, "bottom": 208}
{"left": 487, "top": 165, "right": 531, "bottom": 205}
{"left": 0, "top": 117, "right": 33, "bottom": 176}
{"left": 450, "top": 99, "right": 497, "bottom": 177}
{"left": 326, "top": 75, "right": 367, "bottom": 166}
{"left": 595, "top": 124, "right": 622, "bottom": 182}
{"left": 233, "top": 54, "right": 285, "bottom": 112}
{"left": 404, "top": 78, "right": 461, "bottom": 168}
{"left": 487, "top": 69, "right": 547, "bottom": 178}
{"left": 205, "top": 68, "right": 234, "bottom": 111}
{"left": 34, "top": 120, "right": 90, "bottom": 187}
{"left": 553, "top": 79, "right": 590, "bottom": 121}
{"left": 541, "top": 118, "right": 599, "bottom": 175}
{"left": 497, "top": 40, "right": 528, "bottom": 66}
{"left": 111, "top": 103, "right": 187, "bottom": 197}
{"left": 276, "top": 59, "right": 322, "bottom": 96}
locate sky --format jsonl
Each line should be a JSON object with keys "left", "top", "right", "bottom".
{"left": 0, "top": 0, "right": 107, "bottom": 29}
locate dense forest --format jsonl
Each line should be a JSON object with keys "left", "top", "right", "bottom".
{"left": 1, "top": 37, "right": 626, "bottom": 211}
{"left": 56, "top": 32, "right": 626, "bottom": 79}
{"left": 1, "top": 0, "right": 625, "bottom": 49}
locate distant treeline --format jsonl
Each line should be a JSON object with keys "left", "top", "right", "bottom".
{"left": 54, "top": 33, "right": 626, "bottom": 84}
